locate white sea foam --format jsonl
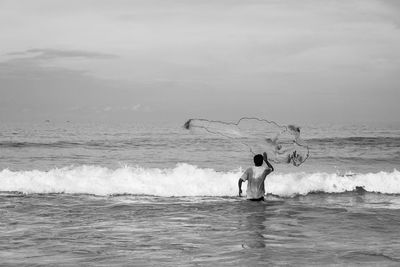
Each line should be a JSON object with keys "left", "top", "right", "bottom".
{"left": 0, "top": 164, "right": 399, "bottom": 197}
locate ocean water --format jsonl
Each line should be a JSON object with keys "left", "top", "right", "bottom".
{"left": 1, "top": 121, "right": 400, "bottom": 266}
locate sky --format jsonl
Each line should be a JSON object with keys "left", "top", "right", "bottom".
{"left": 0, "top": 0, "right": 399, "bottom": 124}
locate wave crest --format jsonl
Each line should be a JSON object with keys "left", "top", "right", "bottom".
{"left": 0, "top": 164, "right": 399, "bottom": 197}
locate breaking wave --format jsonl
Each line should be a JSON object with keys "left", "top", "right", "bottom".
{"left": 0, "top": 164, "right": 399, "bottom": 197}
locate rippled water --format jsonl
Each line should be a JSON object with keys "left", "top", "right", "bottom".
{"left": 0, "top": 121, "right": 399, "bottom": 265}
{"left": 1, "top": 122, "right": 399, "bottom": 172}
{"left": 2, "top": 193, "right": 400, "bottom": 266}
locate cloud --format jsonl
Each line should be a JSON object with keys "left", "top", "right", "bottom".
{"left": 0, "top": 48, "right": 119, "bottom": 81}
{"left": 0, "top": 0, "right": 399, "bottom": 123}
{"left": 0, "top": 55, "right": 168, "bottom": 122}
{"left": 6, "top": 48, "right": 117, "bottom": 61}
{"left": 131, "top": 104, "right": 141, "bottom": 111}
{"left": 101, "top": 104, "right": 144, "bottom": 112}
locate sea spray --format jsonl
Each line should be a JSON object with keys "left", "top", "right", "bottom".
{"left": 0, "top": 164, "right": 399, "bottom": 197}
{"left": 0, "top": 164, "right": 239, "bottom": 196}
{"left": 268, "top": 170, "right": 400, "bottom": 196}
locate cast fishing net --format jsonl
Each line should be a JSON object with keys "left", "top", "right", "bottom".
{"left": 183, "top": 117, "right": 309, "bottom": 166}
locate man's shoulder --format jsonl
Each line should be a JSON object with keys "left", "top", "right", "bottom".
{"left": 252, "top": 166, "right": 267, "bottom": 171}
{"left": 243, "top": 167, "right": 254, "bottom": 176}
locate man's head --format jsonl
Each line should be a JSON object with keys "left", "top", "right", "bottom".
{"left": 253, "top": 154, "right": 264, "bottom": 166}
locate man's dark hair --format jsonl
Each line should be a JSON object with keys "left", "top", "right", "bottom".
{"left": 253, "top": 154, "right": 264, "bottom": 166}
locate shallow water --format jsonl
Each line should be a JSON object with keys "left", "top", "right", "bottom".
{"left": 2, "top": 193, "right": 400, "bottom": 266}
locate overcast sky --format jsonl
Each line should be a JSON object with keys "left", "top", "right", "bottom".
{"left": 0, "top": 0, "right": 399, "bottom": 124}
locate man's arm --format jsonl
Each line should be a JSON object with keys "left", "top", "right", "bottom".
{"left": 238, "top": 168, "right": 248, "bottom": 197}
{"left": 238, "top": 179, "right": 243, "bottom": 197}
{"left": 263, "top": 152, "right": 274, "bottom": 175}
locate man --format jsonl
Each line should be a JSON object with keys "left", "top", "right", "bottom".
{"left": 238, "top": 152, "right": 274, "bottom": 201}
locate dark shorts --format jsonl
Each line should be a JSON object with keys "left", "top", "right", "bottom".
{"left": 248, "top": 197, "right": 265, "bottom": 201}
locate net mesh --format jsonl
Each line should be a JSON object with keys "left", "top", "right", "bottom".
{"left": 183, "top": 117, "right": 309, "bottom": 166}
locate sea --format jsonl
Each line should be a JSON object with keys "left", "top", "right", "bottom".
{"left": 0, "top": 121, "right": 399, "bottom": 266}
